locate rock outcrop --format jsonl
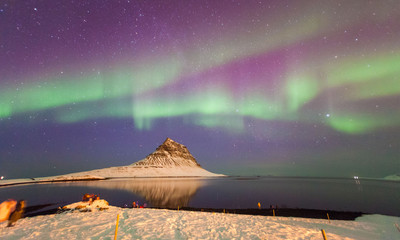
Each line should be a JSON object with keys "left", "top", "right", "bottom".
{"left": 131, "top": 138, "right": 201, "bottom": 168}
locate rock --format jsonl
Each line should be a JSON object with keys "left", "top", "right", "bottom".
{"left": 61, "top": 199, "right": 110, "bottom": 212}
{"left": 131, "top": 138, "right": 201, "bottom": 167}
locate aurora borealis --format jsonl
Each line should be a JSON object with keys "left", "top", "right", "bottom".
{"left": 0, "top": 0, "right": 399, "bottom": 178}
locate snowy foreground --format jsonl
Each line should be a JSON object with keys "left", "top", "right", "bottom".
{"left": 1, "top": 207, "right": 399, "bottom": 240}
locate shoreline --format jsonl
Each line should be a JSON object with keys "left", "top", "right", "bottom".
{"left": 132, "top": 207, "right": 366, "bottom": 220}
{"left": 0, "top": 175, "right": 227, "bottom": 188}
{"left": 24, "top": 203, "right": 367, "bottom": 220}
{"left": 1, "top": 174, "right": 398, "bottom": 188}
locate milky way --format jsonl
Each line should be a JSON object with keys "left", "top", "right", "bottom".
{"left": 0, "top": 0, "right": 399, "bottom": 178}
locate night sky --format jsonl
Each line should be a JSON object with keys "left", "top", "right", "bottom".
{"left": 1, "top": 0, "right": 399, "bottom": 179}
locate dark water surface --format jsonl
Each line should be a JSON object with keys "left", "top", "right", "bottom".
{"left": 0, "top": 177, "right": 399, "bottom": 216}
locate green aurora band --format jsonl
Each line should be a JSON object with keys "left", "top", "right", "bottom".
{"left": 1, "top": 1, "right": 399, "bottom": 136}
{"left": 1, "top": 50, "right": 399, "bottom": 135}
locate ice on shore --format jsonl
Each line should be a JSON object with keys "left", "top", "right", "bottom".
{"left": 1, "top": 207, "right": 399, "bottom": 239}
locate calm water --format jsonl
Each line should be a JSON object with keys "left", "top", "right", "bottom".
{"left": 0, "top": 177, "right": 399, "bottom": 216}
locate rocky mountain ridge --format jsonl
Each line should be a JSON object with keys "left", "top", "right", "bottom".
{"left": 131, "top": 138, "right": 201, "bottom": 167}
{"left": 0, "top": 138, "right": 224, "bottom": 186}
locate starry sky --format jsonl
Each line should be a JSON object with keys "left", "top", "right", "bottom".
{"left": 0, "top": 0, "right": 399, "bottom": 179}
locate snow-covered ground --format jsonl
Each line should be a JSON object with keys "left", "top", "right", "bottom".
{"left": 65, "top": 165, "right": 225, "bottom": 178}
{"left": 1, "top": 207, "right": 399, "bottom": 239}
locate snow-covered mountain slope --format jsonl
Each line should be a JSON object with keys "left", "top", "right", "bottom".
{"left": 58, "top": 138, "right": 224, "bottom": 178}
{"left": 62, "top": 165, "right": 222, "bottom": 178}
{"left": 0, "top": 138, "right": 223, "bottom": 186}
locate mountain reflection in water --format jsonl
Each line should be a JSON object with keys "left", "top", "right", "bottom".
{"left": 72, "top": 178, "right": 205, "bottom": 208}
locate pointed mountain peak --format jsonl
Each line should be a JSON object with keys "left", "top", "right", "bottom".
{"left": 132, "top": 138, "right": 201, "bottom": 167}
{"left": 162, "top": 137, "right": 177, "bottom": 145}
